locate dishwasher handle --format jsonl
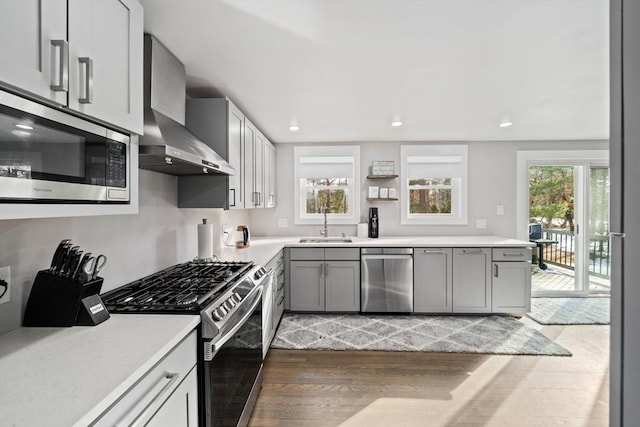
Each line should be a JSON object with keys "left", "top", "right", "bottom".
{"left": 361, "top": 254, "right": 413, "bottom": 260}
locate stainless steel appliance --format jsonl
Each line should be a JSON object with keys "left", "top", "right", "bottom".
{"left": 361, "top": 248, "right": 413, "bottom": 312}
{"left": 139, "top": 34, "right": 235, "bottom": 176}
{"left": 0, "top": 90, "right": 130, "bottom": 203}
{"left": 101, "top": 260, "right": 267, "bottom": 426}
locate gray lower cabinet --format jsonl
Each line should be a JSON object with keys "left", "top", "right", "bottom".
{"left": 289, "top": 248, "right": 360, "bottom": 312}
{"left": 452, "top": 248, "right": 492, "bottom": 313}
{"left": 491, "top": 248, "right": 532, "bottom": 313}
{"left": 92, "top": 330, "right": 198, "bottom": 426}
{"left": 290, "top": 261, "right": 325, "bottom": 311}
{"left": 414, "top": 248, "right": 453, "bottom": 313}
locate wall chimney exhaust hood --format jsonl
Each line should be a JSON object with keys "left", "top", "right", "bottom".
{"left": 139, "top": 35, "right": 235, "bottom": 176}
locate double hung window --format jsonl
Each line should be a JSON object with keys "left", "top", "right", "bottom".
{"left": 401, "top": 145, "right": 468, "bottom": 225}
{"left": 294, "top": 146, "right": 360, "bottom": 224}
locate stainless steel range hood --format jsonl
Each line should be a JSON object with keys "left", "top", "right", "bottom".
{"left": 139, "top": 35, "right": 235, "bottom": 176}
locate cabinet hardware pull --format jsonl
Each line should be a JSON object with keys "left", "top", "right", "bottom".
{"left": 422, "top": 250, "right": 445, "bottom": 254}
{"left": 229, "top": 188, "right": 236, "bottom": 207}
{"left": 462, "top": 249, "right": 482, "bottom": 254}
{"left": 494, "top": 264, "right": 499, "bottom": 277}
{"left": 320, "top": 262, "right": 324, "bottom": 278}
{"left": 502, "top": 253, "right": 524, "bottom": 257}
{"left": 78, "top": 57, "right": 93, "bottom": 104}
{"left": 50, "top": 40, "right": 69, "bottom": 92}
{"left": 116, "top": 372, "right": 181, "bottom": 427}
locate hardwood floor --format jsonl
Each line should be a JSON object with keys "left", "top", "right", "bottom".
{"left": 250, "top": 321, "right": 609, "bottom": 426}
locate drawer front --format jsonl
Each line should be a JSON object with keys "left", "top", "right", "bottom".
{"left": 92, "top": 330, "right": 197, "bottom": 426}
{"left": 265, "top": 250, "right": 285, "bottom": 270}
{"left": 492, "top": 248, "right": 532, "bottom": 262}
{"left": 289, "top": 248, "right": 325, "bottom": 260}
{"left": 325, "top": 248, "right": 360, "bottom": 261}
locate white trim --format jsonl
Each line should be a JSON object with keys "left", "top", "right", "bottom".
{"left": 516, "top": 149, "right": 609, "bottom": 296}
{"left": 293, "top": 145, "right": 360, "bottom": 225}
{"left": 401, "top": 145, "right": 468, "bottom": 225}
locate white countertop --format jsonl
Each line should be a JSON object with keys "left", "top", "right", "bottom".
{"left": 0, "top": 314, "right": 200, "bottom": 427}
{"left": 217, "top": 235, "right": 534, "bottom": 266}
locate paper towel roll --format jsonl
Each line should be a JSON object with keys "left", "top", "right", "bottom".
{"left": 197, "top": 220, "right": 214, "bottom": 260}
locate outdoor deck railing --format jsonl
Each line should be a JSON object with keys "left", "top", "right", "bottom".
{"left": 541, "top": 228, "right": 610, "bottom": 277}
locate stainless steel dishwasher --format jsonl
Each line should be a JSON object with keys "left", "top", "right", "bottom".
{"left": 361, "top": 248, "right": 413, "bottom": 312}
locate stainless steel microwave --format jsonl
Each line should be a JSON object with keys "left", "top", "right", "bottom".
{"left": 0, "top": 90, "right": 130, "bottom": 203}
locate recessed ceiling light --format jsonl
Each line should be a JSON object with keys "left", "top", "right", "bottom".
{"left": 499, "top": 121, "right": 513, "bottom": 128}
{"left": 391, "top": 121, "right": 403, "bottom": 127}
{"left": 289, "top": 125, "right": 300, "bottom": 132}
{"left": 15, "top": 123, "right": 34, "bottom": 130}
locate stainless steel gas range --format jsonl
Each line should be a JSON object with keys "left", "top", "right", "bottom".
{"left": 101, "top": 260, "right": 269, "bottom": 427}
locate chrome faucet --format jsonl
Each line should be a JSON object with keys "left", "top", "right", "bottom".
{"left": 320, "top": 205, "right": 328, "bottom": 237}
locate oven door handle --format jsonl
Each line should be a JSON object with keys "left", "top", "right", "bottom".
{"left": 203, "top": 285, "right": 264, "bottom": 361}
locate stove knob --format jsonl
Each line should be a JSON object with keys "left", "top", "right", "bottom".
{"left": 224, "top": 300, "right": 234, "bottom": 311}
{"left": 232, "top": 292, "right": 242, "bottom": 303}
{"left": 212, "top": 310, "right": 222, "bottom": 321}
{"left": 218, "top": 306, "right": 228, "bottom": 317}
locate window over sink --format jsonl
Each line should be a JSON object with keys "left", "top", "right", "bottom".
{"left": 294, "top": 146, "right": 360, "bottom": 224}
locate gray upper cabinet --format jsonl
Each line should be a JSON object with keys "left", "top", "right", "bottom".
{"left": 0, "top": 0, "right": 67, "bottom": 105}
{"left": 0, "top": 0, "right": 143, "bottom": 135}
{"left": 181, "top": 98, "right": 244, "bottom": 209}
{"left": 181, "top": 97, "right": 276, "bottom": 210}
{"left": 414, "top": 248, "right": 453, "bottom": 313}
{"left": 452, "top": 248, "right": 492, "bottom": 313}
{"left": 266, "top": 141, "right": 277, "bottom": 208}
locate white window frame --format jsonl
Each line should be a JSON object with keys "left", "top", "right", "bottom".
{"left": 294, "top": 145, "right": 360, "bottom": 225}
{"left": 401, "top": 145, "right": 468, "bottom": 225}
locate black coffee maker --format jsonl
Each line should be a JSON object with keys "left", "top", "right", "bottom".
{"left": 368, "top": 207, "right": 379, "bottom": 238}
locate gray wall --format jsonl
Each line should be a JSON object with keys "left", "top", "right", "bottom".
{"left": 250, "top": 140, "right": 608, "bottom": 238}
{"left": 0, "top": 170, "right": 251, "bottom": 334}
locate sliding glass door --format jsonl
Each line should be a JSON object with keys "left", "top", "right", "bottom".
{"left": 527, "top": 161, "right": 610, "bottom": 296}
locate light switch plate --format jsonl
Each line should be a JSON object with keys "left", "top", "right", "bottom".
{"left": 476, "top": 219, "right": 487, "bottom": 229}
{"left": 278, "top": 218, "right": 288, "bottom": 228}
{"left": 496, "top": 204, "right": 505, "bottom": 216}
{"left": 0, "top": 266, "right": 10, "bottom": 304}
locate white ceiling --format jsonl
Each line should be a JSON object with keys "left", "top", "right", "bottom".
{"left": 139, "top": 0, "right": 609, "bottom": 144}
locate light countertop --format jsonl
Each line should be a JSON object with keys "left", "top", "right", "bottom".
{"left": 0, "top": 314, "right": 199, "bottom": 427}
{"left": 216, "top": 235, "right": 534, "bottom": 266}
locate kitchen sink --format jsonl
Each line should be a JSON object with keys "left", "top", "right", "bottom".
{"left": 299, "top": 237, "right": 353, "bottom": 243}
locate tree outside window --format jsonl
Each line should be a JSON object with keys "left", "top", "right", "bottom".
{"left": 408, "top": 178, "right": 452, "bottom": 214}
{"left": 304, "top": 178, "right": 350, "bottom": 214}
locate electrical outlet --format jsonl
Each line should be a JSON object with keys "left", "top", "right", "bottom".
{"left": 278, "top": 218, "right": 288, "bottom": 228}
{"left": 476, "top": 219, "right": 487, "bottom": 229}
{"left": 496, "top": 204, "right": 505, "bottom": 216}
{"left": 0, "top": 266, "right": 10, "bottom": 304}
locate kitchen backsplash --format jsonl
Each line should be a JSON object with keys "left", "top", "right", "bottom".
{"left": 0, "top": 170, "right": 251, "bottom": 334}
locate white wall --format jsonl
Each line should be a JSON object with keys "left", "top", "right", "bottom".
{"left": 250, "top": 140, "right": 608, "bottom": 238}
{"left": 0, "top": 170, "right": 251, "bottom": 334}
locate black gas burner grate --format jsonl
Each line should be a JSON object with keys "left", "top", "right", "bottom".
{"left": 101, "top": 261, "right": 253, "bottom": 313}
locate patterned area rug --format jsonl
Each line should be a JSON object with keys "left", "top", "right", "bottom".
{"left": 271, "top": 313, "right": 571, "bottom": 356}
{"left": 527, "top": 297, "right": 610, "bottom": 325}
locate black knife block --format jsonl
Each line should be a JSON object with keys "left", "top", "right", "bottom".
{"left": 23, "top": 270, "right": 110, "bottom": 327}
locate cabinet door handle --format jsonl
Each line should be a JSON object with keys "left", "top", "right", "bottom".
{"left": 78, "top": 57, "right": 93, "bottom": 104}
{"left": 320, "top": 262, "right": 324, "bottom": 278}
{"left": 116, "top": 372, "right": 181, "bottom": 427}
{"left": 461, "top": 249, "right": 482, "bottom": 254}
{"left": 502, "top": 253, "right": 524, "bottom": 257}
{"left": 422, "top": 250, "right": 445, "bottom": 254}
{"left": 494, "top": 264, "right": 499, "bottom": 277}
{"left": 50, "top": 40, "right": 69, "bottom": 92}
{"left": 229, "top": 188, "right": 236, "bottom": 207}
